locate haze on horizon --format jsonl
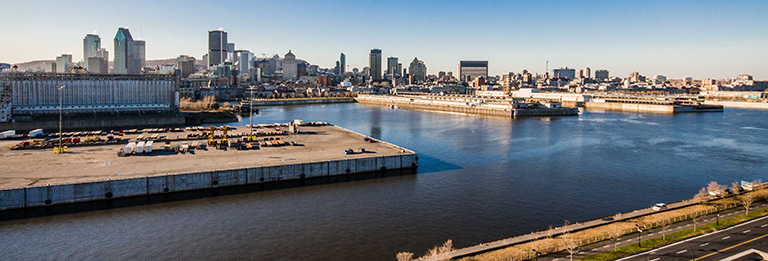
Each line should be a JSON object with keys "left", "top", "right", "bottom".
{"left": 1, "top": 0, "right": 766, "bottom": 79}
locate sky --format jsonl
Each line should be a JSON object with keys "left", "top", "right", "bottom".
{"left": 1, "top": 0, "right": 767, "bottom": 79}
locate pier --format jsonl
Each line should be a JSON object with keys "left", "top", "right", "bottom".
{"left": 356, "top": 94, "right": 579, "bottom": 118}
{"left": 0, "top": 124, "right": 417, "bottom": 210}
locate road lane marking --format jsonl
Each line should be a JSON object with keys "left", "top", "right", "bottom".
{"left": 743, "top": 230, "right": 751, "bottom": 233}
{"left": 700, "top": 242, "right": 709, "bottom": 247}
{"left": 677, "top": 249, "right": 688, "bottom": 254}
{"left": 722, "top": 236, "right": 731, "bottom": 240}
{"left": 761, "top": 224, "right": 768, "bottom": 228}
{"left": 650, "top": 258, "right": 660, "bottom": 261}
{"left": 694, "top": 233, "right": 768, "bottom": 260}
{"left": 603, "top": 245, "right": 610, "bottom": 248}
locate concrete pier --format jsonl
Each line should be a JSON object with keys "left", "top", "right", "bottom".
{"left": 0, "top": 125, "right": 417, "bottom": 210}
{"left": 250, "top": 97, "right": 355, "bottom": 106}
{"left": 356, "top": 94, "right": 578, "bottom": 118}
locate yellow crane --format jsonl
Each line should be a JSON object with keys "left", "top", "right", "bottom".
{"left": 221, "top": 126, "right": 231, "bottom": 146}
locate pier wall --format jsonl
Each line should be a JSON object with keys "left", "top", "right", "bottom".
{"left": 251, "top": 98, "right": 355, "bottom": 106}
{"left": 356, "top": 95, "right": 513, "bottom": 117}
{"left": 0, "top": 153, "right": 417, "bottom": 210}
{"left": 584, "top": 102, "right": 675, "bottom": 113}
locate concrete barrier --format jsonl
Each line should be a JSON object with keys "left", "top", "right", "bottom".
{"left": 0, "top": 188, "right": 25, "bottom": 210}
{"left": 0, "top": 153, "right": 417, "bottom": 210}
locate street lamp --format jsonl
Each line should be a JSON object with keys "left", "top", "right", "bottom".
{"left": 531, "top": 249, "right": 541, "bottom": 260}
{"left": 635, "top": 224, "right": 643, "bottom": 247}
{"left": 58, "top": 85, "right": 65, "bottom": 153}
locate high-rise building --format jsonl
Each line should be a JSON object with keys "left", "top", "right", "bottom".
{"left": 458, "top": 61, "right": 488, "bottom": 82}
{"left": 227, "top": 43, "right": 235, "bottom": 63}
{"left": 369, "top": 49, "right": 382, "bottom": 82}
{"left": 235, "top": 50, "right": 251, "bottom": 74}
{"left": 208, "top": 29, "right": 228, "bottom": 67}
{"left": 114, "top": 27, "right": 138, "bottom": 74}
{"left": 56, "top": 54, "right": 73, "bottom": 73}
{"left": 283, "top": 50, "right": 297, "bottom": 80}
{"left": 594, "top": 70, "right": 609, "bottom": 81}
{"left": 408, "top": 57, "right": 427, "bottom": 83}
{"left": 83, "top": 34, "right": 101, "bottom": 70}
{"left": 134, "top": 40, "right": 146, "bottom": 72}
{"left": 584, "top": 67, "right": 591, "bottom": 79}
{"left": 553, "top": 67, "right": 576, "bottom": 80}
{"left": 176, "top": 55, "right": 196, "bottom": 78}
{"left": 387, "top": 57, "right": 398, "bottom": 78}
{"left": 87, "top": 57, "right": 108, "bottom": 73}
{"left": 630, "top": 71, "right": 641, "bottom": 82}
{"left": 339, "top": 53, "right": 346, "bottom": 76}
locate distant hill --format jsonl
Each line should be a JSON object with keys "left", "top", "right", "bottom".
{"left": 12, "top": 58, "right": 204, "bottom": 72}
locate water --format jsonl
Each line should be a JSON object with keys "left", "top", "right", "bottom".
{"left": 2, "top": 104, "right": 767, "bottom": 260}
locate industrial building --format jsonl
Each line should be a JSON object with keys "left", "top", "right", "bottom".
{"left": 1, "top": 73, "right": 179, "bottom": 118}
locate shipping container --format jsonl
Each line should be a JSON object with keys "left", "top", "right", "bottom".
{"left": 145, "top": 141, "right": 153, "bottom": 153}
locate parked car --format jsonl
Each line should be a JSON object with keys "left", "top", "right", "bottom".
{"left": 652, "top": 203, "right": 668, "bottom": 211}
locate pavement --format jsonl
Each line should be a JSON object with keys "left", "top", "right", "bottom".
{"left": 535, "top": 202, "right": 768, "bottom": 261}
{"left": 0, "top": 125, "right": 411, "bottom": 189}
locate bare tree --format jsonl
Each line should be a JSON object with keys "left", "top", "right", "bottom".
{"left": 693, "top": 188, "right": 708, "bottom": 204}
{"left": 421, "top": 239, "right": 453, "bottom": 260}
{"left": 707, "top": 181, "right": 727, "bottom": 198}
{"left": 660, "top": 219, "right": 672, "bottom": 241}
{"left": 731, "top": 181, "right": 742, "bottom": 195}
{"left": 608, "top": 226, "right": 622, "bottom": 252}
{"left": 740, "top": 193, "right": 755, "bottom": 216}
{"left": 396, "top": 252, "right": 413, "bottom": 261}
{"left": 559, "top": 235, "right": 579, "bottom": 261}
{"left": 692, "top": 212, "right": 701, "bottom": 232}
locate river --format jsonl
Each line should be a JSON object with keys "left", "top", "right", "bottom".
{"left": 1, "top": 104, "right": 767, "bottom": 260}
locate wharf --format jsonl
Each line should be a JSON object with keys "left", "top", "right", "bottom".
{"left": 0, "top": 124, "right": 417, "bottom": 210}
{"left": 356, "top": 94, "right": 578, "bottom": 118}
{"left": 250, "top": 97, "right": 355, "bottom": 106}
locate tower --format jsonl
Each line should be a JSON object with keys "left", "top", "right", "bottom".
{"left": 113, "top": 28, "right": 135, "bottom": 74}
{"left": 83, "top": 34, "right": 101, "bottom": 70}
{"left": 369, "top": 49, "right": 382, "bottom": 82}
{"left": 339, "top": 53, "right": 346, "bottom": 76}
{"left": 208, "top": 29, "right": 228, "bottom": 67}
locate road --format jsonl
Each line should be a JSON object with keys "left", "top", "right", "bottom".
{"left": 619, "top": 214, "right": 768, "bottom": 261}
{"left": 538, "top": 203, "right": 768, "bottom": 261}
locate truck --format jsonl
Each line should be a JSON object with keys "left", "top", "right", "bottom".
{"left": 136, "top": 141, "right": 146, "bottom": 154}
{"left": 0, "top": 130, "right": 15, "bottom": 139}
{"left": 29, "top": 129, "right": 43, "bottom": 137}
{"left": 124, "top": 142, "right": 136, "bottom": 155}
{"left": 144, "top": 140, "right": 153, "bottom": 153}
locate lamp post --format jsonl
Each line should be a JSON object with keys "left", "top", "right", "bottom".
{"left": 635, "top": 224, "right": 643, "bottom": 247}
{"left": 531, "top": 249, "right": 541, "bottom": 260}
{"left": 249, "top": 86, "right": 254, "bottom": 137}
{"left": 58, "top": 85, "right": 65, "bottom": 153}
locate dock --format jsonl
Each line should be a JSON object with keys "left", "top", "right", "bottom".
{"left": 0, "top": 124, "right": 417, "bottom": 210}
{"left": 356, "top": 94, "right": 579, "bottom": 118}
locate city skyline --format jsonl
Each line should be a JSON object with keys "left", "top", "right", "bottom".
{"left": 1, "top": 0, "right": 767, "bottom": 79}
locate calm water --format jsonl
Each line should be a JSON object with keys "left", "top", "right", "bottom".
{"left": 2, "top": 104, "right": 767, "bottom": 260}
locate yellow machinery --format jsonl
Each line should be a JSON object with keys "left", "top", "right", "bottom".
{"left": 220, "top": 126, "right": 231, "bottom": 146}
{"left": 207, "top": 126, "right": 217, "bottom": 145}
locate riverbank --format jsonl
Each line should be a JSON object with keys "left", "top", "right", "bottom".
{"left": 427, "top": 189, "right": 766, "bottom": 261}
{"left": 0, "top": 124, "right": 417, "bottom": 210}
{"left": 704, "top": 100, "right": 768, "bottom": 109}
{"left": 356, "top": 94, "right": 578, "bottom": 118}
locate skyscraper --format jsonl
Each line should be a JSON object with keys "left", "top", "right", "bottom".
{"left": 339, "top": 53, "right": 346, "bottom": 76}
{"left": 83, "top": 34, "right": 100, "bottom": 70}
{"left": 283, "top": 50, "right": 297, "bottom": 80}
{"left": 114, "top": 28, "right": 137, "bottom": 74}
{"left": 134, "top": 40, "right": 146, "bottom": 72}
{"left": 208, "top": 29, "right": 228, "bottom": 67}
{"left": 387, "top": 57, "right": 398, "bottom": 78}
{"left": 227, "top": 43, "right": 235, "bottom": 63}
{"left": 369, "top": 49, "right": 382, "bottom": 82}
{"left": 409, "top": 57, "right": 427, "bottom": 83}
{"left": 594, "top": 70, "right": 609, "bottom": 81}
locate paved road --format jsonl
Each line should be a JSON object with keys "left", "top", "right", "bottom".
{"left": 619, "top": 214, "right": 768, "bottom": 261}
{"left": 538, "top": 203, "right": 767, "bottom": 261}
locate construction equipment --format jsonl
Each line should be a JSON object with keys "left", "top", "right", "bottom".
{"left": 221, "top": 125, "right": 231, "bottom": 146}
{"left": 207, "top": 126, "right": 217, "bottom": 145}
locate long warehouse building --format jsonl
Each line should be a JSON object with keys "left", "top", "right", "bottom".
{"left": 1, "top": 73, "right": 179, "bottom": 116}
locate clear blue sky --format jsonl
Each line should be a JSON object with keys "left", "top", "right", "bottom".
{"left": 2, "top": 0, "right": 767, "bottom": 79}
